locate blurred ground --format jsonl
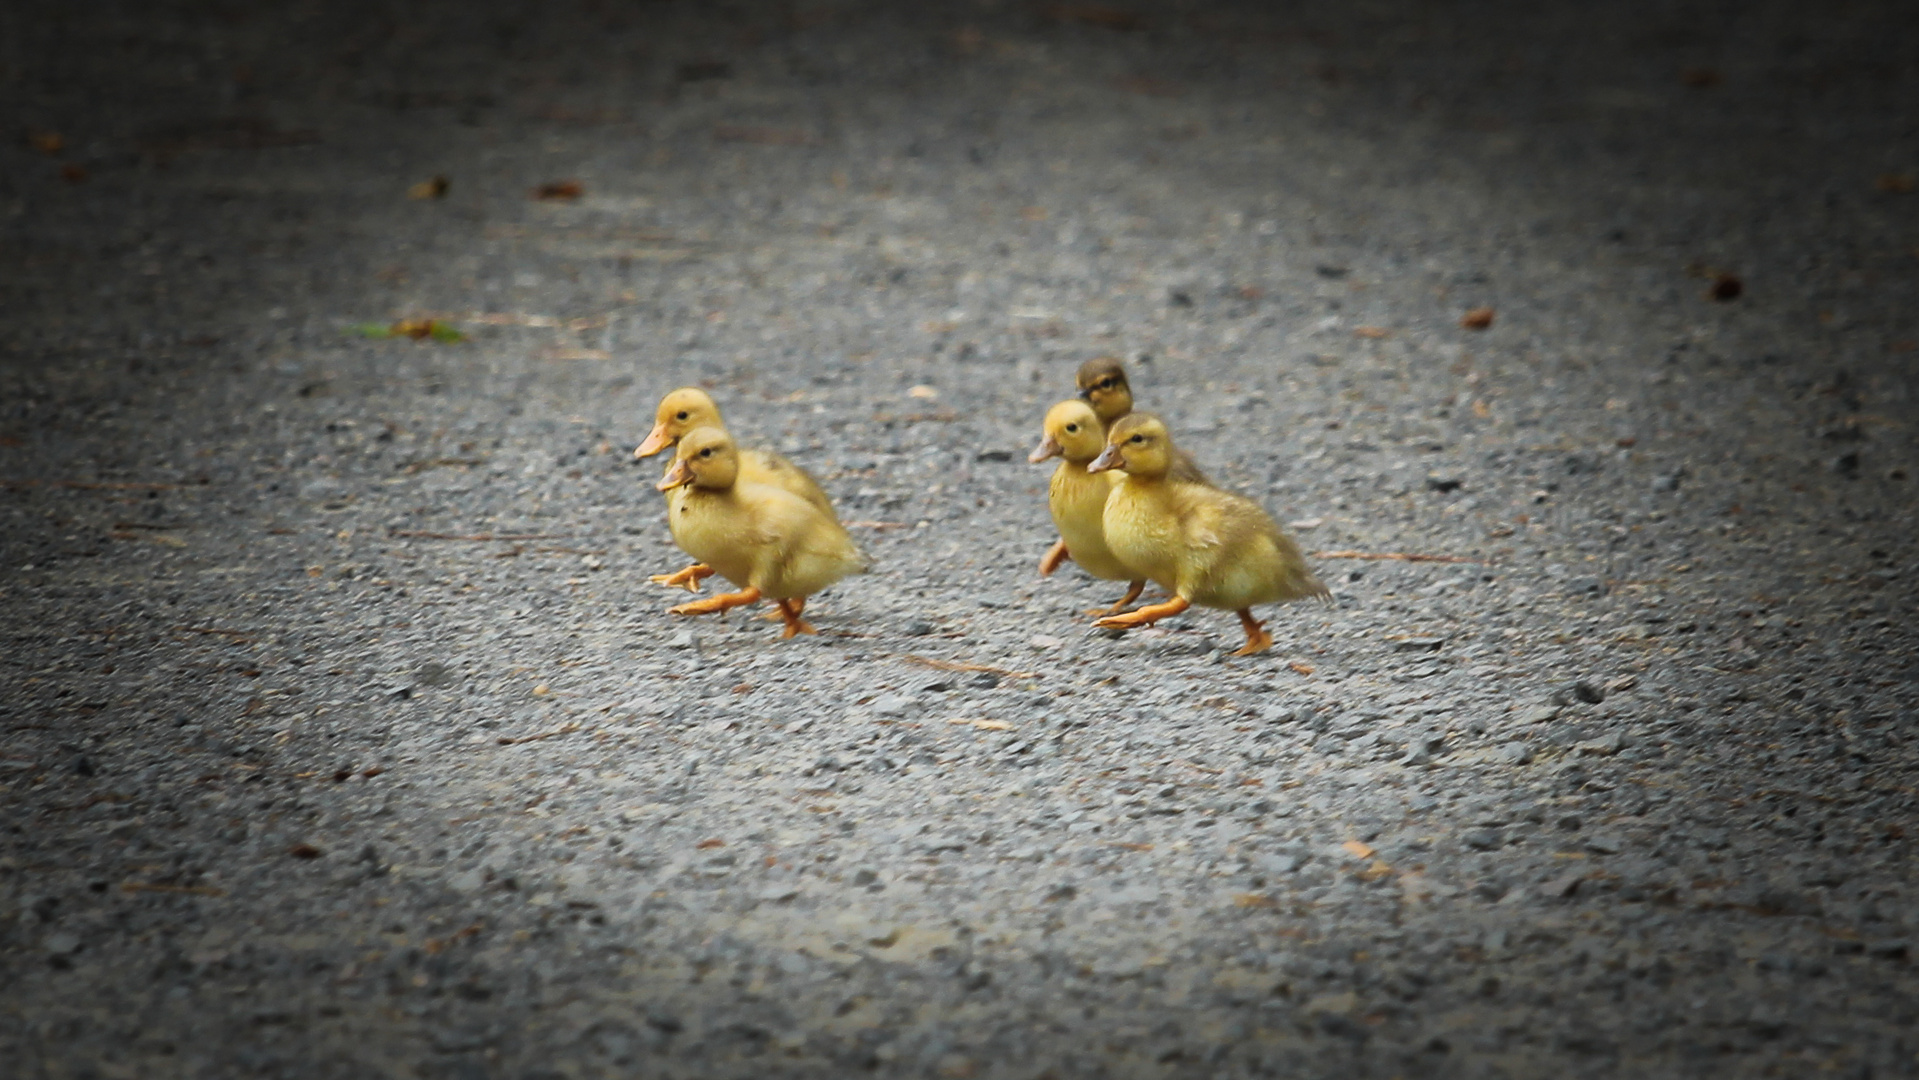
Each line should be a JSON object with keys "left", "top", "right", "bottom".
{"left": 2, "top": 1, "right": 1917, "bottom": 1077}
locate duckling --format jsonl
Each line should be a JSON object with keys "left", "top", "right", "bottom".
{"left": 634, "top": 386, "right": 835, "bottom": 593}
{"left": 655, "top": 426, "right": 869, "bottom": 638}
{"left": 1087, "top": 413, "right": 1329, "bottom": 656}
{"left": 1075, "top": 356, "right": 1210, "bottom": 484}
{"left": 1029, "top": 399, "right": 1147, "bottom": 615}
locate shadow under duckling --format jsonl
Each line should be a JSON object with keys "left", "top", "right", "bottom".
{"left": 656, "top": 426, "right": 869, "bottom": 639}
{"left": 1029, "top": 399, "right": 1148, "bottom": 616}
{"left": 1087, "top": 413, "right": 1330, "bottom": 656}
{"left": 1075, "top": 356, "right": 1211, "bottom": 484}
{"left": 635, "top": 386, "right": 835, "bottom": 595}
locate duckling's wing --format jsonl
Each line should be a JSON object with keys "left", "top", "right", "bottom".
{"left": 744, "top": 484, "right": 869, "bottom": 590}
{"left": 1169, "top": 449, "right": 1212, "bottom": 486}
{"left": 744, "top": 448, "right": 837, "bottom": 517}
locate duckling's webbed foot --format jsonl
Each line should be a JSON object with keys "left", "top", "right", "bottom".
{"left": 668, "top": 586, "right": 762, "bottom": 617}
{"left": 1038, "top": 540, "right": 1071, "bottom": 577}
{"left": 760, "top": 597, "right": 803, "bottom": 622}
{"left": 650, "top": 563, "right": 716, "bottom": 593}
{"left": 1093, "top": 595, "right": 1190, "bottom": 631}
{"left": 1087, "top": 580, "right": 1146, "bottom": 617}
{"left": 1232, "top": 609, "right": 1274, "bottom": 656}
{"left": 776, "top": 599, "right": 818, "bottom": 639}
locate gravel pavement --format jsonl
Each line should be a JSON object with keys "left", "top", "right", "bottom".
{"left": 3, "top": 1, "right": 1917, "bottom": 1077}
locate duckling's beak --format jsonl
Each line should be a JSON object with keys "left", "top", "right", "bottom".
{"left": 1086, "top": 445, "right": 1124, "bottom": 474}
{"left": 1076, "top": 385, "right": 1095, "bottom": 404}
{"left": 1028, "top": 434, "right": 1063, "bottom": 463}
{"left": 634, "top": 424, "right": 672, "bottom": 459}
{"left": 656, "top": 459, "right": 695, "bottom": 491}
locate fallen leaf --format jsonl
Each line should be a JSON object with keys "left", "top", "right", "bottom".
{"left": 696, "top": 838, "right": 725, "bottom": 849}
{"left": 1708, "top": 274, "right": 1742, "bottom": 302}
{"left": 27, "top": 130, "right": 63, "bottom": 155}
{"left": 1342, "top": 840, "right": 1375, "bottom": 860}
{"left": 531, "top": 684, "right": 550, "bottom": 696}
{"left": 1472, "top": 399, "right": 1492, "bottom": 418}
{"left": 60, "top": 163, "right": 87, "bottom": 184}
{"left": 1874, "top": 173, "right": 1916, "bottom": 194}
{"left": 973, "top": 719, "right": 1013, "bottom": 731}
{"left": 288, "top": 843, "right": 323, "bottom": 859}
{"left": 407, "top": 175, "right": 449, "bottom": 200}
{"left": 1353, "top": 326, "right": 1390, "bottom": 339}
{"left": 355, "top": 319, "right": 466, "bottom": 342}
{"left": 1233, "top": 892, "right": 1279, "bottom": 908}
{"left": 908, "top": 385, "right": 939, "bottom": 400}
{"left": 1460, "top": 306, "right": 1495, "bottom": 330}
{"left": 1288, "top": 661, "right": 1315, "bottom": 676}
{"left": 532, "top": 180, "right": 584, "bottom": 201}
{"left": 1312, "top": 550, "right": 1480, "bottom": 564}
{"left": 1355, "top": 859, "right": 1395, "bottom": 882}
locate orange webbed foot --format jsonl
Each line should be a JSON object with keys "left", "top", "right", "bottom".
{"left": 1039, "top": 540, "right": 1070, "bottom": 577}
{"left": 776, "top": 599, "right": 818, "bottom": 639}
{"left": 1092, "top": 595, "right": 1190, "bottom": 631}
{"left": 1232, "top": 610, "right": 1274, "bottom": 656}
{"left": 650, "top": 563, "right": 716, "bottom": 593}
{"left": 1086, "top": 580, "right": 1147, "bottom": 617}
{"left": 667, "top": 586, "right": 762, "bottom": 617}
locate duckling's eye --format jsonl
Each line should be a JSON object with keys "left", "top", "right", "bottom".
{"left": 1065, "top": 423, "right": 1079, "bottom": 433}
{"left": 1128, "top": 434, "right": 1145, "bottom": 444}
{"left": 699, "top": 448, "right": 713, "bottom": 458}
{"left": 675, "top": 410, "right": 689, "bottom": 421}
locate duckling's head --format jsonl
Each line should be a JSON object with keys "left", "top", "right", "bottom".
{"left": 1075, "top": 356, "right": 1133, "bottom": 423}
{"left": 1029, "top": 399, "right": 1106, "bottom": 464}
{"left": 657, "top": 426, "right": 740, "bottom": 492}
{"left": 635, "top": 387, "right": 724, "bottom": 459}
{"left": 1087, "top": 413, "right": 1173, "bottom": 478}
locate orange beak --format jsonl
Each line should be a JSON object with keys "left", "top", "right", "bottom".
{"left": 1028, "top": 434, "right": 1063, "bottom": 464}
{"left": 656, "top": 458, "right": 695, "bottom": 492}
{"left": 634, "top": 424, "right": 673, "bottom": 459}
{"left": 1086, "top": 444, "right": 1124, "bottom": 474}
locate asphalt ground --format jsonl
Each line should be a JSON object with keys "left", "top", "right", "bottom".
{"left": 3, "top": 1, "right": 1917, "bottom": 1077}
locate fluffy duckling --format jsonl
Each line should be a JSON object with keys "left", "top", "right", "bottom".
{"left": 1087, "top": 413, "right": 1330, "bottom": 656}
{"left": 1029, "top": 399, "right": 1147, "bottom": 615}
{"left": 1075, "top": 357, "right": 1210, "bottom": 484}
{"left": 655, "top": 426, "right": 868, "bottom": 638}
{"left": 635, "top": 386, "right": 835, "bottom": 593}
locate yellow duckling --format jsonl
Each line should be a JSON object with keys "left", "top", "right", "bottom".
{"left": 655, "top": 427, "right": 869, "bottom": 639}
{"left": 1087, "top": 413, "right": 1330, "bottom": 656}
{"left": 634, "top": 386, "right": 834, "bottom": 593}
{"left": 1075, "top": 356, "right": 1210, "bottom": 484}
{"left": 1028, "top": 399, "right": 1147, "bottom": 615}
